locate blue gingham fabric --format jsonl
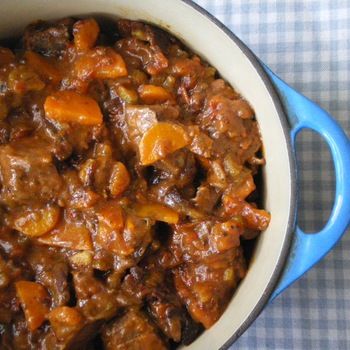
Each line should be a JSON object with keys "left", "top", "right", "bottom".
{"left": 193, "top": 1, "right": 350, "bottom": 349}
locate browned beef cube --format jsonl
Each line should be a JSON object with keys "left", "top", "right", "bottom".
{"left": 102, "top": 309, "right": 166, "bottom": 350}
{"left": 0, "top": 138, "right": 62, "bottom": 207}
{"left": 23, "top": 18, "right": 74, "bottom": 57}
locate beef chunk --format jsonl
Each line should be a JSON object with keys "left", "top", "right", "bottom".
{"left": 174, "top": 249, "right": 246, "bottom": 329}
{"left": 41, "top": 321, "right": 102, "bottom": 350}
{"left": 27, "top": 247, "right": 70, "bottom": 307}
{"left": 121, "top": 266, "right": 199, "bottom": 344}
{"left": 116, "top": 37, "right": 168, "bottom": 75}
{"left": 102, "top": 309, "right": 167, "bottom": 350}
{"left": 192, "top": 185, "right": 221, "bottom": 213}
{"left": 151, "top": 149, "right": 197, "bottom": 189}
{"left": 23, "top": 18, "right": 73, "bottom": 57}
{"left": 72, "top": 269, "right": 120, "bottom": 321}
{"left": 0, "top": 138, "right": 62, "bottom": 206}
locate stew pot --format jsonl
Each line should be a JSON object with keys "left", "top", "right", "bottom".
{"left": 1, "top": 0, "right": 349, "bottom": 348}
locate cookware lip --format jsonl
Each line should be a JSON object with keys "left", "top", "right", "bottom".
{"left": 178, "top": 0, "right": 298, "bottom": 347}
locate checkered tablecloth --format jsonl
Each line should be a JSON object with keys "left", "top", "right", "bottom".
{"left": 193, "top": 1, "right": 350, "bottom": 349}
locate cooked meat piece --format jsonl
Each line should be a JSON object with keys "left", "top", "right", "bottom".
{"left": 7, "top": 109, "right": 36, "bottom": 141}
{"left": 150, "top": 149, "right": 196, "bottom": 188}
{"left": 161, "top": 220, "right": 243, "bottom": 267}
{"left": 23, "top": 18, "right": 73, "bottom": 57}
{"left": 124, "top": 106, "right": 158, "bottom": 147}
{"left": 72, "top": 268, "right": 120, "bottom": 321}
{"left": 116, "top": 38, "right": 168, "bottom": 75}
{"left": 121, "top": 266, "right": 201, "bottom": 344}
{"left": 40, "top": 321, "right": 102, "bottom": 350}
{"left": 192, "top": 185, "right": 221, "bottom": 213}
{"left": 146, "top": 292, "right": 187, "bottom": 343}
{"left": 117, "top": 19, "right": 175, "bottom": 53}
{"left": 27, "top": 247, "right": 70, "bottom": 307}
{"left": 0, "top": 227, "right": 30, "bottom": 259}
{"left": 187, "top": 125, "right": 213, "bottom": 158}
{"left": 59, "top": 170, "right": 100, "bottom": 209}
{"left": 1, "top": 317, "right": 35, "bottom": 349}
{"left": 0, "top": 121, "right": 10, "bottom": 145}
{"left": 102, "top": 309, "right": 167, "bottom": 350}
{"left": 174, "top": 249, "right": 246, "bottom": 329}
{"left": 150, "top": 105, "right": 180, "bottom": 120}
{"left": 0, "top": 138, "right": 62, "bottom": 207}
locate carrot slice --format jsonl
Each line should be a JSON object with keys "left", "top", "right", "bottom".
{"left": 44, "top": 91, "right": 103, "bottom": 125}
{"left": 134, "top": 202, "right": 179, "bottom": 224}
{"left": 11, "top": 205, "right": 61, "bottom": 237}
{"left": 138, "top": 85, "right": 173, "bottom": 104}
{"left": 139, "top": 122, "right": 189, "bottom": 165}
{"left": 15, "top": 281, "right": 50, "bottom": 331}
{"left": 73, "top": 18, "right": 100, "bottom": 52}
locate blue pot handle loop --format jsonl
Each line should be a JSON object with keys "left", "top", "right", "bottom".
{"left": 264, "top": 67, "right": 350, "bottom": 300}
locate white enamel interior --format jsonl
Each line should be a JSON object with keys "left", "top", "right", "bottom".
{"left": 0, "top": 0, "right": 293, "bottom": 348}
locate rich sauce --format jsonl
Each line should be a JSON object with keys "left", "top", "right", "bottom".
{"left": 0, "top": 17, "right": 270, "bottom": 349}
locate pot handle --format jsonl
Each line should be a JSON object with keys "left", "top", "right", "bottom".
{"left": 263, "top": 67, "right": 350, "bottom": 300}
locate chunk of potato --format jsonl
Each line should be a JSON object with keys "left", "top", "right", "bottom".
{"left": 73, "top": 18, "right": 100, "bottom": 52}
{"left": 109, "top": 162, "right": 130, "bottom": 198}
{"left": 15, "top": 281, "right": 50, "bottom": 331}
{"left": 11, "top": 205, "right": 61, "bottom": 237}
{"left": 38, "top": 220, "right": 93, "bottom": 250}
{"left": 44, "top": 91, "right": 103, "bottom": 125}
{"left": 48, "top": 306, "right": 83, "bottom": 340}
{"left": 138, "top": 85, "right": 173, "bottom": 104}
{"left": 134, "top": 203, "right": 179, "bottom": 224}
{"left": 139, "top": 122, "right": 189, "bottom": 165}
{"left": 74, "top": 47, "right": 128, "bottom": 80}
{"left": 25, "top": 51, "right": 61, "bottom": 83}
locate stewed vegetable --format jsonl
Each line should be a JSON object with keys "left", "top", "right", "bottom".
{"left": 0, "top": 16, "right": 270, "bottom": 349}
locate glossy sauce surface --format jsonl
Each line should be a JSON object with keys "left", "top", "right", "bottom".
{"left": 0, "top": 18, "right": 270, "bottom": 349}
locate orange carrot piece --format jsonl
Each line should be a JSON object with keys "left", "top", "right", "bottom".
{"left": 109, "top": 162, "right": 131, "bottom": 198}
{"left": 134, "top": 202, "right": 179, "bottom": 224}
{"left": 11, "top": 205, "right": 61, "bottom": 237}
{"left": 138, "top": 85, "right": 173, "bottom": 104}
{"left": 15, "top": 281, "right": 50, "bottom": 331}
{"left": 44, "top": 91, "right": 103, "bottom": 125}
{"left": 73, "top": 18, "right": 100, "bottom": 52}
{"left": 139, "top": 122, "right": 189, "bottom": 165}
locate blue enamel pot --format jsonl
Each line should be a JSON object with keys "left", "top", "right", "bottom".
{"left": 1, "top": 0, "right": 349, "bottom": 349}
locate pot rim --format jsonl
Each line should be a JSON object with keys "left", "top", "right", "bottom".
{"left": 178, "top": 0, "right": 298, "bottom": 348}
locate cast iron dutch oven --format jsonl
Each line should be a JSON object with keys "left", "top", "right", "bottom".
{"left": 1, "top": 0, "right": 349, "bottom": 348}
